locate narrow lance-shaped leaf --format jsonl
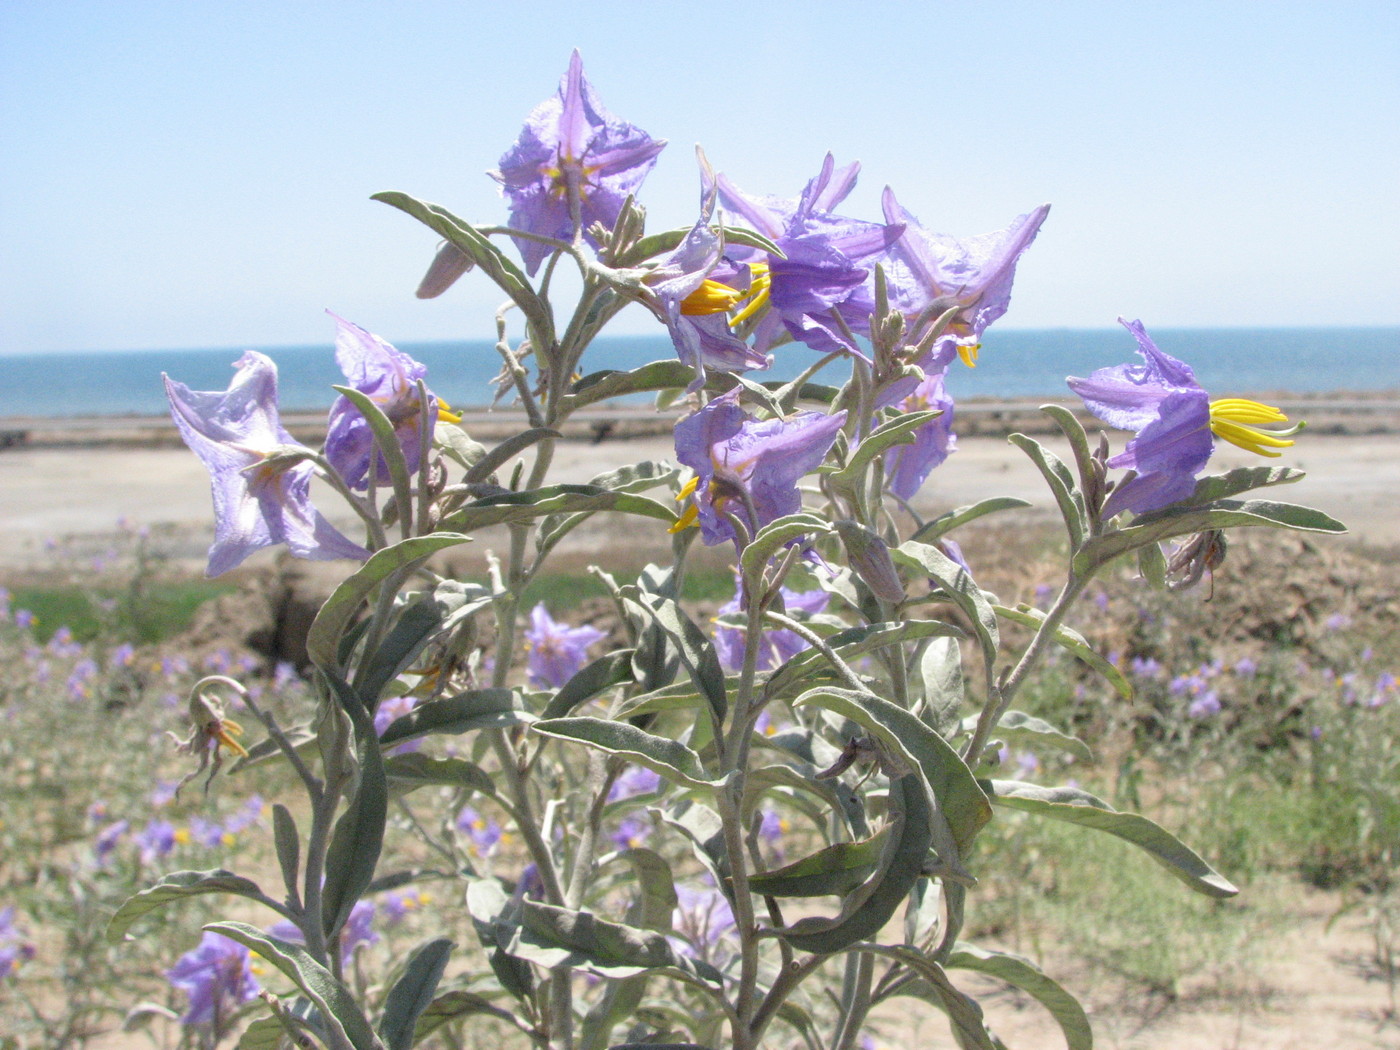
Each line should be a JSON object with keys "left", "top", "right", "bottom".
{"left": 379, "top": 938, "right": 454, "bottom": 1050}
{"left": 307, "top": 533, "right": 474, "bottom": 670}
{"left": 107, "top": 870, "right": 272, "bottom": 942}
{"left": 946, "top": 942, "right": 1092, "bottom": 1050}
{"left": 1009, "top": 431, "right": 1087, "bottom": 549}
{"left": 532, "top": 717, "right": 719, "bottom": 790}
{"left": 982, "top": 779, "right": 1238, "bottom": 897}
{"left": 204, "top": 921, "right": 384, "bottom": 1050}
{"left": 994, "top": 603, "right": 1131, "bottom": 700}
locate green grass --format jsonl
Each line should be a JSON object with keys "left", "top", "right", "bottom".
{"left": 9, "top": 579, "right": 237, "bottom": 645}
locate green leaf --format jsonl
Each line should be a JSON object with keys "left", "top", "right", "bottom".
{"left": 617, "top": 847, "right": 678, "bottom": 932}
{"left": 562, "top": 361, "right": 698, "bottom": 412}
{"left": 1149, "top": 463, "right": 1307, "bottom": 510}
{"left": 826, "top": 410, "right": 943, "bottom": 494}
{"left": 380, "top": 938, "right": 454, "bottom": 1050}
{"left": 322, "top": 674, "right": 388, "bottom": 939}
{"left": 794, "top": 687, "right": 992, "bottom": 854}
{"left": 765, "top": 618, "right": 963, "bottom": 701}
{"left": 511, "top": 901, "right": 723, "bottom": 984}
{"left": 204, "top": 921, "right": 382, "bottom": 1050}
{"left": 1009, "top": 431, "right": 1087, "bottom": 549}
{"left": 981, "top": 779, "right": 1239, "bottom": 897}
{"left": 993, "top": 604, "right": 1131, "bottom": 700}
{"left": 540, "top": 649, "right": 637, "bottom": 719}
{"left": 307, "top": 534, "right": 474, "bottom": 670}
{"left": 412, "top": 991, "right": 522, "bottom": 1043}
{"left": 1137, "top": 538, "right": 1168, "bottom": 590}
{"left": 588, "top": 459, "right": 683, "bottom": 494}
{"left": 947, "top": 942, "right": 1092, "bottom": 1050}
{"left": 864, "top": 944, "right": 998, "bottom": 1050}
{"left": 379, "top": 689, "right": 532, "bottom": 746}
{"left": 371, "top": 191, "right": 554, "bottom": 344}
{"left": 272, "top": 804, "right": 301, "bottom": 904}
{"left": 1078, "top": 497, "right": 1347, "bottom": 571}
{"left": 892, "top": 540, "right": 1000, "bottom": 660}
{"left": 439, "top": 484, "right": 677, "bottom": 533}
{"left": 382, "top": 753, "right": 496, "bottom": 796}
{"left": 739, "top": 513, "right": 831, "bottom": 583}
{"left": 780, "top": 774, "right": 934, "bottom": 954}
{"left": 358, "top": 582, "right": 491, "bottom": 704}
{"left": 748, "top": 832, "right": 889, "bottom": 898}
{"left": 911, "top": 496, "right": 1033, "bottom": 544}
{"left": 979, "top": 710, "right": 1093, "bottom": 763}
{"left": 629, "top": 594, "right": 727, "bottom": 727}
{"left": 107, "top": 870, "right": 269, "bottom": 942}
{"left": 1041, "top": 404, "right": 1097, "bottom": 498}
{"left": 333, "top": 385, "right": 415, "bottom": 528}
{"left": 916, "top": 635, "right": 966, "bottom": 737}
{"left": 532, "top": 717, "right": 718, "bottom": 790}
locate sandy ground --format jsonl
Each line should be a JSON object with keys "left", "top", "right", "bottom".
{"left": 0, "top": 428, "right": 1393, "bottom": 576}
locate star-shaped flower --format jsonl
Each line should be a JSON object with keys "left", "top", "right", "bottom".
{"left": 164, "top": 353, "right": 368, "bottom": 576}
{"left": 493, "top": 50, "right": 666, "bottom": 274}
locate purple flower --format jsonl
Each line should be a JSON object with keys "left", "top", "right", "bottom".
{"left": 166, "top": 932, "right": 260, "bottom": 1028}
{"left": 1129, "top": 656, "right": 1162, "bottom": 679}
{"left": 136, "top": 819, "right": 177, "bottom": 865}
{"left": 13, "top": 608, "right": 34, "bottom": 630}
{"left": 456, "top": 805, "right": 506, "bottom": 857}
{"left": 382, "top": 888, "right": 431, "bottom": 926}
{"left": 373, "top": 695, "right": 422, "bottom": 754}
{"left": 324, "top": 314, "right": 457, "bottom": 490}
{"left": 610, "top": 815, "right": 652, "bottom": 850}
{"left": 524, "top": 604, "right": 606, "bottom": 689}
{"left": 608, "top": 765, "right": 662, "bottom": 802}
{"left": 673, "top": 389, "right": 846, "bottom": 549}
{"left": 0, "top": 908, "right": 36, "bottom": 982}
{"left": 882, "top": 369, "right": 957, "bottom": 501}
{"left": 671, "top": 883, "right": 737, "bottom": 961}
{"left": 646, "top": 187, "right": 772, "bottom": 390}
{"left": 714, "top": 154, "right": 904, "bottom": 355}
{"left": 1187, "top": 692, "right": 1222, "bottom": 719}
{"left": 1233, "top": 657, "right": 1258, "bottom": 678}
{"left": 1067, "top": 319, "right": 1301, "bottom": 518}
{"left": 94, "top": 819, "right": 129, "bottom": 865}
{"left": 267, "top": 900, "right": 376, "bottom": 966}
{"left": 713, "top": 581, "right": 830, "bottom": 673}
{"left": 164, "top": 352, "right": 369, "bottom": 576}
{"left": 879, "top": 189, "right": 1049, "bottom": 367}
{"left": 492, "top": 50, "right": 665, "bottom": 275}
{"left": 1367, "top": 671, "right": 1396, "bottom": 708}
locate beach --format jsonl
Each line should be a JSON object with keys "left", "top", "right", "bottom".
{"left": 1, "top": 406, "right": 1394, "bottom": 576}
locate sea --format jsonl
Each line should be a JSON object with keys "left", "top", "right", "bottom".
{"left": 1, "top": 327, "right": 1396, "bottom": 420}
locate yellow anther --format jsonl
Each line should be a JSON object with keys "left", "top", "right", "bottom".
{"left": 956, "top": 343, "right": 981, "bottom": 368}
{"left": 728, "top": 263, "right": 772, "bottom": 327}
{"left": 681, "top": 279, "right": 747, "bottom": 316}
{"left": 436, "top": 398, "right": 463, "bottom": 425}
{"left": 1208, "top": 397, "right": 1299, "bottom": 457}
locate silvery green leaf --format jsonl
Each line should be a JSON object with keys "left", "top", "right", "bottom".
{"left": 380, "top": 689, "right": 532, "bottom": 746}
{"left": 321, "top": 674, "right": 388, "bottom": 940}
{"left": 910, "top": 496, "right": 1034, "bottom": 544}
{"left": 978, "top": 709, "right": 1093, "bottom": 763}
{"left": 308, "top": 533, "right": 474, "bottom": 670}
{"left": 981, "top": 779, "right": 1238, "bottom": 897}
{"left": 825, "top": 410, "right": 942, "bottom": 495}
{"left": 107, "top": 870, "right": 270, "bottom": 942}
{"left": 379, "top": 938, "right": 454, "bottom": 1050}
{"left": 511, "top": 901, "right": 723, "bottom": 984}
{"left": 382, "top": 753, "right": 496, "bottom": 796}
{"left": 541, "top": 649, "right": 638, "bottom": 720}
{"left": 993, "top": 603, "right": 1131, "bottom": 700}
{"left": 272, "top": 804, "right": 300, "bottom": 904}
{"left": 739, "top": 513, "right": 832, "bottom": 584}
{"left": 946, "top": 942, "right": 1092, "bottom": 1050}
{"left": 792, "top": 687, "right": 991, "bottom": 856}
{"left": 412, "top": 991, "right": 523, "bottom": 1043}
{"left": 748, "top": 831, "right": 888, "bottom": 898}
{"left": 1009, "top": 431, "right": 1087, "bottom": 549}
{"left": 464, "top": 428, "right": 561, "bottom": 484}
{"left": 628, "top": 594, "right": 727, "bottom": 727}
{"left": 779, "top": 775, "right": 933, "bottom": 955}
{"left": 532, "top": 717, "right": 719, "bottom": 790}
{"left": 203, "top": 921, "right": 382, "bottom": 1050}
{"left": 765, "top": 618, "right": 962, "bottom": 701}
{"left": 892, "top": 540, "right": 1000, "bottom": 660}
{"left": 439, "top": 485, "right": 677, "bottom": 533}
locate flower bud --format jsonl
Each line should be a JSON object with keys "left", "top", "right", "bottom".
{"left": 834, "top": 520, "right": 905, "bottom": 604}
{"left": 415, "top": 242, "right": 474, "bottom": 299}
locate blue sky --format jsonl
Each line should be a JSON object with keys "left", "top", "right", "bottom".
{"left": 1, "top": 0, "right": 1396, "bottom": 355}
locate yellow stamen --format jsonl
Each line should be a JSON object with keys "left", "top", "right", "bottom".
{"left": 436, "top": 398, "right": 462, "bottom": 425}
{"left": 728, "top": 263, "right": 772, "bottom": 328}
{"left": 211, "top": 719, "right": 250, "bottom": 758}
{"left": 956, "top": 343, "right": 981, "bottom": 368}
{"left": 681, "top": 279, "right": 746, "bottom": 316}
{"left": 1208, "top": 398, "right": 1299, "bottom": 458}
{"left": 669, "top": 475, "right": 700, "bottom": 534}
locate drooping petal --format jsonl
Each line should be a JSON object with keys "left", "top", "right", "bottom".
{"left": 885, "top": 371, "right": 958, "bottom": 501}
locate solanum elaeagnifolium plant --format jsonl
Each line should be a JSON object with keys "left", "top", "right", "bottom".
{"left": 114, "top": 49, "right": 1345, "bottom": 1050}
